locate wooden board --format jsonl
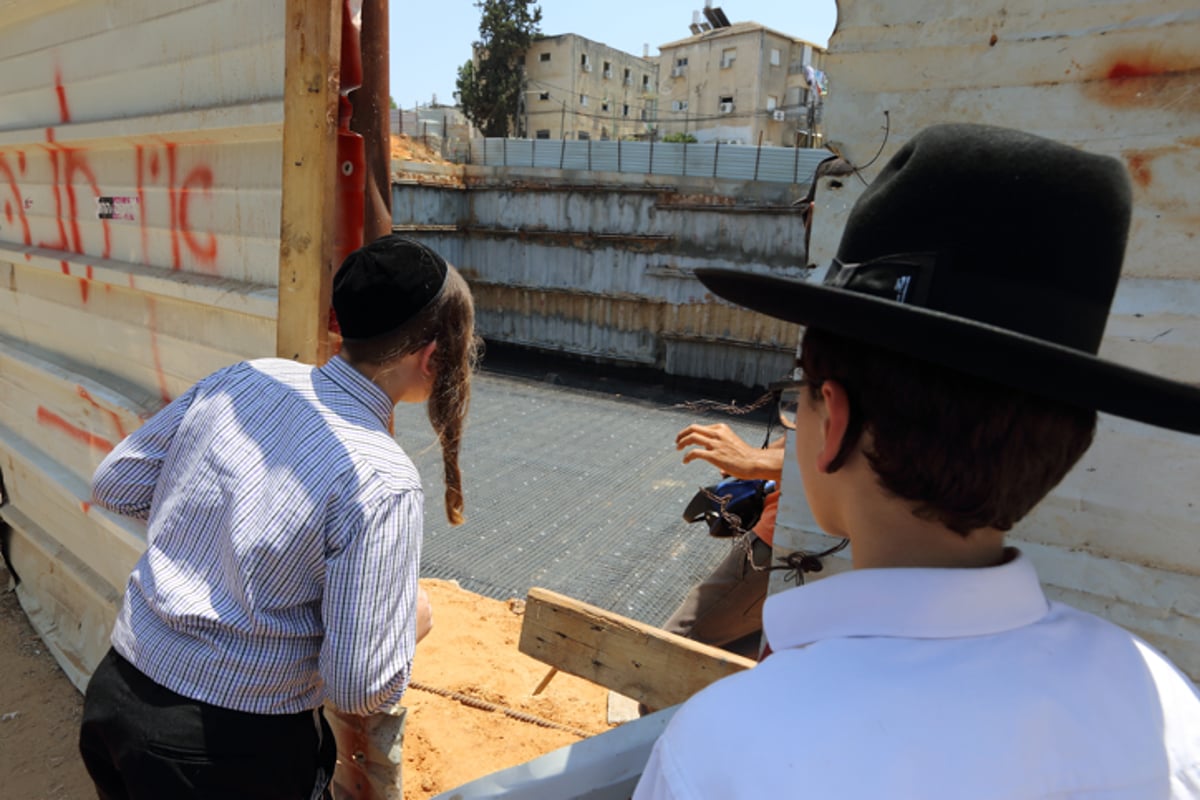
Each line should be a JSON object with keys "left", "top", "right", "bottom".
{"left": 276, "top": 0, "right": 341, "bottom": 364}
{"left": 519, "top": 587, "right": 755, "bottom": 712}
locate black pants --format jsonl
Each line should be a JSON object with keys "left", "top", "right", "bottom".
{"left": 79, "top": 648, "right": 336, "bottom": 800}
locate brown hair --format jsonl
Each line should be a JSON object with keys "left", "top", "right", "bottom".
{"left": 341, "top": 266, "right": 481, "bottom": 525}
{"left": 799, "top": 328, "right": 1097, "bottom": 534}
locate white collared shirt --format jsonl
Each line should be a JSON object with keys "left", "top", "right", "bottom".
{"left": 635, "top": 551, "right": 1200, "bottom": 799}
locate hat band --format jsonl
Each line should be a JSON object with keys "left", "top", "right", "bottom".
{"left": 827, "top": 253, "right": 1111, "bottom": 355}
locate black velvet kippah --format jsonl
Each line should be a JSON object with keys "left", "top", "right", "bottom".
{"left": 332, "top": 234, "right": 449, "bottom": 340}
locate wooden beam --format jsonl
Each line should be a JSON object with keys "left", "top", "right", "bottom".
{"left": 277, "top": 0, "right": 342, "bottom": 364}
{"left": 519, "top": 587, "right": 755, "bottom": 712}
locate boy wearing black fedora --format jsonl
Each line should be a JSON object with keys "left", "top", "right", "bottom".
{"left": 79, "top": 235, "right": 480, "bottom": 799}
{"left": 634, "top": 124, "right": 1200, "bottom": 798}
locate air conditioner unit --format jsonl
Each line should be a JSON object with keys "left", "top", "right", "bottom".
{"left": 720, "top": 59, "right": 734, "bottom": 69}
{"left": 583, "top": 62, "right": 592, "bottom": 72}
{"left": 624, "top": 76, "right": 633, "bottom": 86}
{"left": 772, "top": 109, "right": 786, "bottom": 121}
{"left": 719, "top": 102, "right": 734, "bottom": 114}
{"left": 603, "top": 69, "right": 612, "bottom": 79}
{"left": 671, "top": 66, "right": 685, "bottom": 77}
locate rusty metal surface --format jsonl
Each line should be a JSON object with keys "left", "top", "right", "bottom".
{"left": 779, "top": 0, "right": 1200, "bottom": 680}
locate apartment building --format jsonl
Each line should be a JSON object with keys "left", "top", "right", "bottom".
{"left": 656, "top": 19, "right": 826, "bottom": 146}
{"left": 520, "top": 34, "right": 658, "bottom": 141}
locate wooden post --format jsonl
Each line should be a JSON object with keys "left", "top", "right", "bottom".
{"left": 277, "top": 0, "right": 343, "bottom": 364}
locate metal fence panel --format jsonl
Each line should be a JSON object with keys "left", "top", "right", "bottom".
{"left": 560, "top": 141, "right": 592, "bottom": 171}
{"left": 714, "top": 146, "right": 758, "bottom": 181}
{"left": 589, "top": 141, "right": 620, "bottom": 173}
{"left": 469, "top": 138, "right": 829, "bottom": 185}
{"left": 618, "top": 141, "right": 652, "bottom": 173}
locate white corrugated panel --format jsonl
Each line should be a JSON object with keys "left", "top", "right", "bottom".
{"left": 471, "top": 137, "right": 830, "bottom": 185}
{"left": 778, "top": 0, "right": 1200, "bottom": 679}
{"left": 0, "top": 0, "right": 285, "bottom": 686}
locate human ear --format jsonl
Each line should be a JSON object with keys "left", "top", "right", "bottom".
{"left": 817, "top": 380, "right": 852, "bottom": 473}
{"left": 418, "top": 340, "right": 438, "bottom": 378}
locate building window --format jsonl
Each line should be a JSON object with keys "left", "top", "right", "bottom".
{"left": 642, "top": 74, "right": 651, "bottom": 90}
{"left": 603, "top": 61, "right": 612, "bottom": 78}
{"left": 622, "top": 104, "right": 630, "bottom": 117}
{"left": 770, "top": 48, "right": 781, "bottom": 66}
{"left": 536, "top": 129, "right": 551, "bottom": 139}
{"left": 580, "top": 94, "right": 588, "bottom": 106}
{"left": 766, "top": 95, "right": 778, "bottom": 111}
{"left": 578, "top": 131, "right": 590, "bottom": 140}
{"left": 539, "top": 91, "right": 550, "bottom": 101}
{"left": 641, "top": 108, "right": 648, "bottom": 120}
{"left": 623, "top": 67, "right": 632, "bottom": 85}
{"left": 671, "top": 99, "right": 689, "bottom": 112}
{"left": 720, "top": 48, "right": 736, "bottom": 69}
{"left": 786, "top": 86, "right": 802, "bottom": 106}
{"left": 580, "top": 54, "right": 591, "bottom": 71}
{"left": 539, "top": 52, "right": 551, "bottom": 62}
{"left": 601, "top": 101, "right": 610, "bottom": 112}
{"left": 675, "top": 57, "right": 689, "bottom": 67}
{"left": 719, "top": 95, "right": 734, "bottom": 114}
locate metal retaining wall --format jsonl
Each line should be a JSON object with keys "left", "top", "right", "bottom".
{"left": 774, "top": 0, "right": 1200, "bottom": 680}
{"left": 393, "top": 164, "right": 812, "bottom": 388}
{"left": 0, "top": 0, "right": 286, "bottom": 687}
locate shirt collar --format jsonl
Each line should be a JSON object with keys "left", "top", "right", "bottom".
{"left": 763, "top": 549, "right": 1050, "bottom": 651}
{"left": 319, "top": 355, "right": 394, "bottom": 428}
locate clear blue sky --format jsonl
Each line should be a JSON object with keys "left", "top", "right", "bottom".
{"left": 388, "top": 1, "right": 838, "bottom": 108}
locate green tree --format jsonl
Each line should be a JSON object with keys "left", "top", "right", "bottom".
{"left": 454, "top": 0, "right": 542, "bottom": 138}
{"left": 662, "top": 132, "right": 698, "bottom": 143}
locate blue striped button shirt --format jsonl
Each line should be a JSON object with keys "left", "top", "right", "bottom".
{"left": 92, "top": 356, "right": 423, "bottom": 716}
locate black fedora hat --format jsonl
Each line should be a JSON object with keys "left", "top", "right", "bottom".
{"left": 696, "top": 123, "right": 1200, "bottom": 434}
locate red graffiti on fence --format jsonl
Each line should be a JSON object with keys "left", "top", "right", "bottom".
{"left": 77, "top": 385, "right": 129, "bottom": 440}
{"left": 36, "top": 406, "right": 115, "bottom": 454}
{"left": 145, "top": 297, "right": 173, "bottom": 406}
{"left": 0, "top": 152, "right": 32, "bottom": 246}
{"left": 0, "top": 71, "right": 222, "bottom": 291}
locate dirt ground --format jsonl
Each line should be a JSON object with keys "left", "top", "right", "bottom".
{"left": 390, "top": 133, "right": 450, "bottom": 165}
{"left": 0, "top": 576, "right": 615, "bottom": 800}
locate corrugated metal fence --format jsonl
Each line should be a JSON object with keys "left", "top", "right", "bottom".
{"left": 471, "top": 138, "right": 832, "bottom": 185}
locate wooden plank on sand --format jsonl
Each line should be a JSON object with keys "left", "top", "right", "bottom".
{"left": 519, "top": 587, "right": 755, "bottom": 711}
